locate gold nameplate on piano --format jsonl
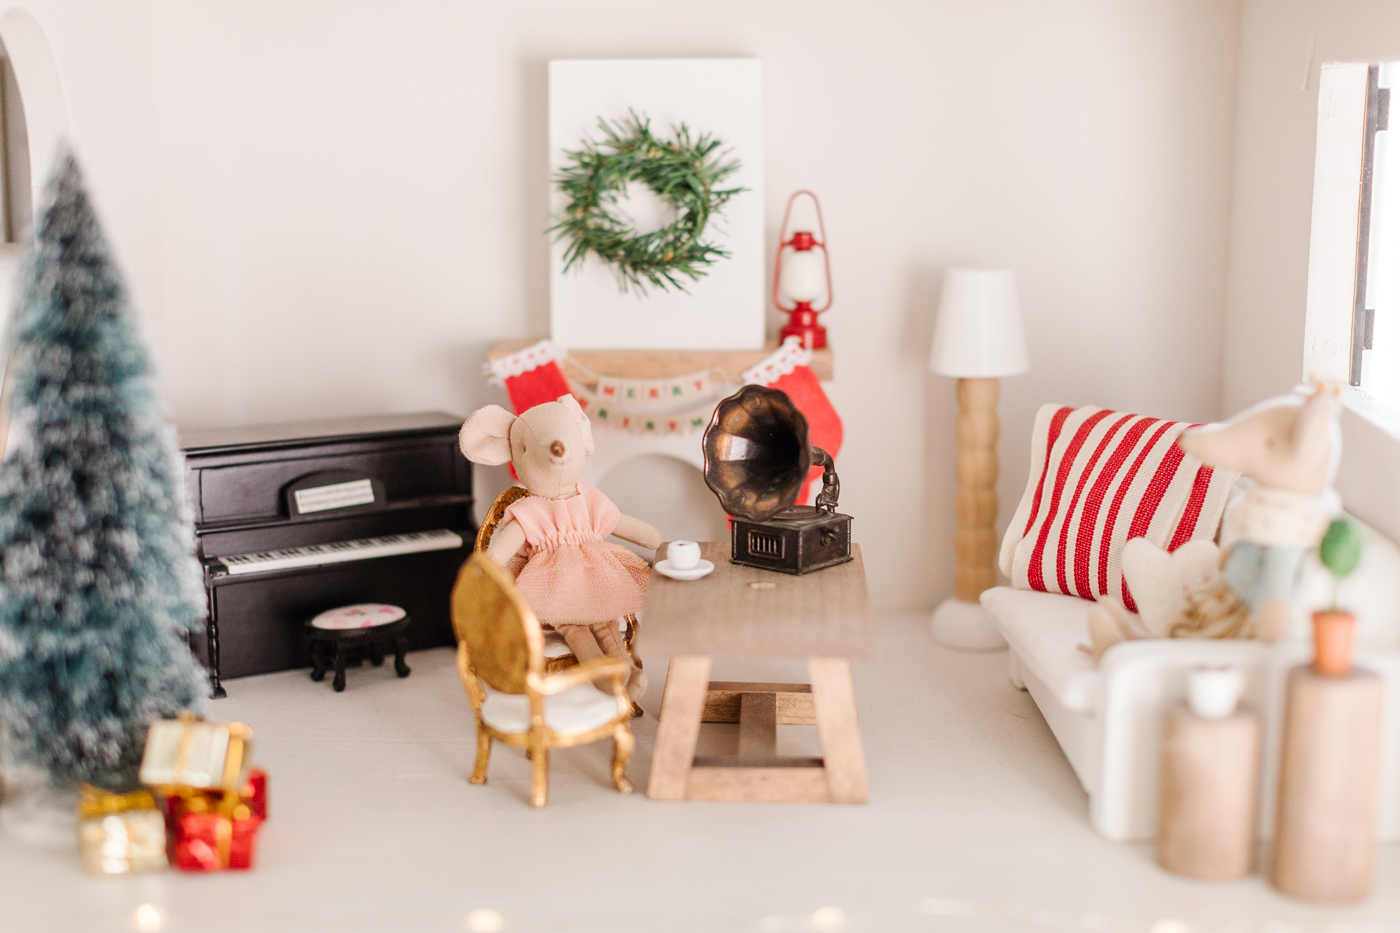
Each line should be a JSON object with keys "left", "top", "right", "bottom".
{"left": 218, "top": 529, "right": 464, "bottom": 575}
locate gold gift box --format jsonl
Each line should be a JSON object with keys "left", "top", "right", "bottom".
{"left": 77, "top": 787, "right": 169, "bottom": 876}
{"left": 139, "top": 713, "right": 254, "bottom": 792}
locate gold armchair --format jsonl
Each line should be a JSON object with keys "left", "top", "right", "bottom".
{"left": 451, "top": 553, "right": 634, "bottom": 808}
{"left": 475, "top": 486, "right": 644, "bottom": 683}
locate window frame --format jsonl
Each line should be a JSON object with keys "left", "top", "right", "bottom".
{"left": 1303, "top": 61, "right": 1374, "bottom": 386}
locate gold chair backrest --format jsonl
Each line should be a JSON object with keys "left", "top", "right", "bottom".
{"left": 474, "top": 486, "right": 532, "bottom": 552}
{"left": 450, "top": 553, "right": 544, "bottom": 695}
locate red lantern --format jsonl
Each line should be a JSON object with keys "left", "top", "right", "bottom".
{"left": 773, "top": 190, "right": 832, "bottom": 350}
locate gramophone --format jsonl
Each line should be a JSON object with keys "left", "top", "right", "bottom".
{"left": 702, "top": 384, "right": 853, "bottom": 574}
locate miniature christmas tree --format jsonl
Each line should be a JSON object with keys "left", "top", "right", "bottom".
{"left": 0, "top": 150, "right": 208, "bottom": 792}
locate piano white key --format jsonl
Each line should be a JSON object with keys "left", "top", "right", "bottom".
{"left": 218, "top": 528, "right": 464, "bottom": 575}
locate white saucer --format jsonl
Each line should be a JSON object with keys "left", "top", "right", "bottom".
{"left": 654, "top": 558, "right": 715, "bottom": 581}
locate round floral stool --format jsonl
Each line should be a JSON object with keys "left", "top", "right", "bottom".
{"left": 305, "top": 604, "right": 412, "bottom": 692}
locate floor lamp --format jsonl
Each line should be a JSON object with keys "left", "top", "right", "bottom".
{"left": 928, "top": 268, "right": 1029, "bottom": 650}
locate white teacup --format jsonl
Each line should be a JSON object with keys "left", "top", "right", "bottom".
{"left": 1187, "top": 666, "right": 1245, "bottom": 719}
{"left": 667, "top": 540, "right": 701, "bottom": 571}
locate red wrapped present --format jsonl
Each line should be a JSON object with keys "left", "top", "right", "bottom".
{"left": 241, "top": 768, "right": 268, "bottom": 821}
{"left": 167, "top": 787, "right": 264, "bottom": 872}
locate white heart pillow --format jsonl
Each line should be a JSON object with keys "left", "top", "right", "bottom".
{"left": 1120, "top": 537, "right": 1220, "bottom": 637}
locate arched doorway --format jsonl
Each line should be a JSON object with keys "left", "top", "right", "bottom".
{"left": 0, "top": 7, "right": 68, "bottom": 454}
{"left": 0, "top": 6, "right": 69, "bottom": 232}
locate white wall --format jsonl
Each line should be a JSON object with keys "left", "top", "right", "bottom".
{"left": 16, "top": 0, "right": 1242, "bottom": 610}
{"left": 0, "top": 1, "right": 164, "bottom": 346}
{"left": 1226, "top": 0, "right": 1400, "bottom": 542}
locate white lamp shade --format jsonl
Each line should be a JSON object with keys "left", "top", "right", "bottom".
{"left": 928, "top": 268, "right": 1030, "bottom": 378}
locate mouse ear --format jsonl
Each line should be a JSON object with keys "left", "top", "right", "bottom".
{"left": 557, "top": 394, "right": 594, "bottom": 456}
{"left": 1292, "top": 391, "right": 1337, "bottom": 467}
{"left": 458, "top": 405, "right": 517, "bottom": 465}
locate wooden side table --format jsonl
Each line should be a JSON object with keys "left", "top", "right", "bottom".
{"left": 638, "top": 542, "right": 874, "bottom": 803}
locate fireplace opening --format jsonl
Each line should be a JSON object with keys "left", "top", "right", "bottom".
{"left": 597, "top": 453, "right": 729, "bottom": 557}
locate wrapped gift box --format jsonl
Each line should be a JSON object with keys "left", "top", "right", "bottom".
{"left": 242, "top": 768, "right": 268, "bottom": 821}
{"left": 77, "top": 787, "right": 169, "bottom": 875}
{"left": 167, "top": 785, "right": 265, "bottom": 872}
{"left": 139, "top": 714, "right": 254, "bottom": 792}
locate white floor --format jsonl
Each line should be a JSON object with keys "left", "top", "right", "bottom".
{"left": 3, "top": 613, "right": 1398, "bottom": 933}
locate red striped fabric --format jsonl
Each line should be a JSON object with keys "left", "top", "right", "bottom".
{"left": 1069, "top": 413, "right": 1136, "bottom": 596}
{"left": 1021, "top": 406, "right": 1073, "bottom": 540}
{"left": 1027, "top": 409, "right": 1112, "bottom": 592}
{"left": 1097, "top": 420, "right": 1171, "bottom": 595}
{"left": 1000, "top": 404, "right": 1239, "bottom": 608}
{"left": 1167, "top": 465, "right": 1216, "bottom": 551}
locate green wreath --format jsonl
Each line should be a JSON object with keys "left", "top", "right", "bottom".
{"left": 550, "top": 111, "right": 745, "bottom": 294}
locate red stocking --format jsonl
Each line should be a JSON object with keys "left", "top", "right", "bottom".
{"left": 485, "top": 340, "right": 572, "bottom": 414}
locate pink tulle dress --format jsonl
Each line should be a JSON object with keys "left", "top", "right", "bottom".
{"left": 502, "top": 482, "right": 650, "bottom": 625}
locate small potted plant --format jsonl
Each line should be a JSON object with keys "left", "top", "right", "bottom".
{"left": 1314, "top": 517, "right": 1364, "bottom": 676}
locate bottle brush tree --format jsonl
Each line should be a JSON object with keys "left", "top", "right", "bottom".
{"left": 0, "top": 150, "right": 208, "bottom": 792}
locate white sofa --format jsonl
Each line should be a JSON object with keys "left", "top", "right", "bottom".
{"left": 982, "top": 517, "right": 1400, "bottom": 842}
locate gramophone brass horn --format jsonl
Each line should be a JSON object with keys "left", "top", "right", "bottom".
{"left": 702, "top": 385, "right": 838, "bottom": 523}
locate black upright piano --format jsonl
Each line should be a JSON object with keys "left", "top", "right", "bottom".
{"left": 179, "top": 412, "right": 475, "bottom": 697}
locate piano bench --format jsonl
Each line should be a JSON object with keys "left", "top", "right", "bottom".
{"left": 304, "top": 604, "right": 413, "bottom": 693}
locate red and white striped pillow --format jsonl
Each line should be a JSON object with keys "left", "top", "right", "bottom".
{"left": 1000, "top": 404, "right": 1239, "bottom": 611}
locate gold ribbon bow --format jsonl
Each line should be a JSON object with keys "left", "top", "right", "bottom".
{"left": 77, "top": 785, "right": 157, "bottom": 819}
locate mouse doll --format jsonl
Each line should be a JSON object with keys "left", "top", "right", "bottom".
{"left": 458, "top": 395, "right": 660, "bottom": 700}
{"left": 1086, "top": 384, "right": 1342, "bottom": 661}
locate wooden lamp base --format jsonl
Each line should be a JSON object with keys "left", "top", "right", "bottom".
{"left": 931, "top": 377, "right": 1006, "bottom": 651}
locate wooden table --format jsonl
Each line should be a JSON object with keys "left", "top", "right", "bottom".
{"left": 638, "top": 542, "right": 874, "bottom": 803}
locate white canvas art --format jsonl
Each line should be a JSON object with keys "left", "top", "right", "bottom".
{"left": 548, "top": 59, "right": 764, "bottom": 350}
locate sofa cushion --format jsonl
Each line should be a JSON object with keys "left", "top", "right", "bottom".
{"left": 981, "top": 586, "right": 1099, "bottom": 712}
{"left": 1000, "top": 403, "right": 1239, "bottom": 611}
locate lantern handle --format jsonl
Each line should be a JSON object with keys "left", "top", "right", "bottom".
{"left": 773, "top": 190, "right": 833, "bottom": 314}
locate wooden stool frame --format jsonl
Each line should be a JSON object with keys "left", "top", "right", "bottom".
{"left": 305, "top": 616, "right": 412, "bottom": 692}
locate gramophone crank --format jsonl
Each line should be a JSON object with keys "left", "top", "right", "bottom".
{"left": 702, "top": 385, "right": 853, "bottom": 574}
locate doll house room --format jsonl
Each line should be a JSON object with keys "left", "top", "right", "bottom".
{"left": 2, "top": 1, "right": 1400, "bottom": 931}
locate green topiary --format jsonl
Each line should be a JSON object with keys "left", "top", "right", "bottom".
{"left": 1319, "top": 517, "right": 1364, "bottom": 611}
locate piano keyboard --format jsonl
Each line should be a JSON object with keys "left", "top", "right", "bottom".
{"left": 218, "top": 529, "right": 464, "bottom": 576}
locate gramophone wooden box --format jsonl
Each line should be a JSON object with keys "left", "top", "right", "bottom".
{"left": 704, "top": 384, "right": 853, "bottom": 575}
{"left": 731, "top": 504, "right": 853, "bottom": 575}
